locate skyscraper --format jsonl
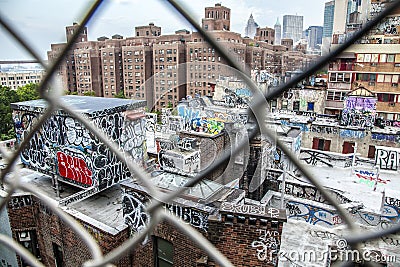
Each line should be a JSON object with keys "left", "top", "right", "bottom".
{"left": 244, "top": 14, "right": 259, "bottom": 38}
{"left": 307, "top": 26, "right": 323, "bottom": 49}
{"left": 323, "top": 1, "right": 335, "bottom": 38}
{"left": 274, "top": 17, "right": 282, "bottom": 45}
{"left": 282, "top": 15, "right": 303, "bottom": 43}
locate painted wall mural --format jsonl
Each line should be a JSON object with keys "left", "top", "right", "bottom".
{"left": 299, "top": 149, "right": 346, "bottom": 168}
{"left": 57, "top": 149, "right": 93, "bottom": 186}
{"left": 220, "top": 202, "right": 283, "bottom": 219}
{"left": 339, "top": 129, "right": 366, "bottom": 139}
{"left": 122, "top": 191, "right": 150, "bottom": 235}
{"left": 384, "top": 197, "right": 400, "bottom": 224}
{"left": 13, "top": 99, "right": 147, "bottom": 193}
{"left": 340, "top": 96, "right": 376, "bottom": 128}
{"left": 285, "top": 196, "right": 400, "bottom": 229}
{"left": 190, "top": 118, "right": 224, "bottom": 135}
{"left": 377, "top": 16, "right": 400, "bottom": 35}
{"left": 177, "top": 100, "right": 248, "bottom": 133}
{"left": 280, "top": 120, "right": 309, "bottom": 132}
{"left": 286, "top": 201, "right": 343, "bottom": 227}
{"left": 158, "top": 149, "right": 200, "bottom": 176}
{"left": 311, "top": 125, "right": 338, "bottom": 135}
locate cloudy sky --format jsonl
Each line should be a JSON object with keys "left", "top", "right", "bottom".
{"left": 0, "top": 0, "right": 326, "bottom": 61}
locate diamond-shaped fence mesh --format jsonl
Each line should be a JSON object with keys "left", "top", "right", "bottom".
{"left": 0, "top": 0, "right": 400, "bottom": 266}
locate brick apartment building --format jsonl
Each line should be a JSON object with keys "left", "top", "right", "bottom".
{"left": 47, "top": 4, "right": 316, "bottom": 111}
{"left": 326, "top": 0, "right": 400, "bottom": 121}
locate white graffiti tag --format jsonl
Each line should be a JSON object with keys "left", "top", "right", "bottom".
{"left": 251, "top": 229, "right": 280, "bottom": 262}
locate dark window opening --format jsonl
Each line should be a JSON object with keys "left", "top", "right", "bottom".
{"left": 368, "top": 145, "right": 376, "bottom": 159}
{"left": 293, "top": 101, "right": 300, "bottom": 111}
{"left": 154, "top": 237, "right": 173, "bottom": 267}
{"left": 312, "top": 138, "right": 331, "bottom": 151}
{"left": 17, "top": 230, "right": 41, "bottom": 267}
{"left": 342, "top": 141, "right": 355, "bottom": 154}
{"left": 52, "top": 243, "right": 64, "bottom": 267}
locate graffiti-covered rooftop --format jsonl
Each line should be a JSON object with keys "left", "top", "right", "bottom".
{"left": 11, "top": 95, "right": 146, "bottom": 117}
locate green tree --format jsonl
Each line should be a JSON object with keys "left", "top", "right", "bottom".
{"left": 0, "top": 86, "right": 20, "bottom": 141}
{"left": 0, "top": 83, "right": 41, "bottom": 141}
{"left": 83, "top": 91, "right": 96, "bottom": 96}
{"left": 16, "top": 83, "right": 40, "bottom": 101}
{"left": 114, "top": 90, "right": 126, "bottom": 99}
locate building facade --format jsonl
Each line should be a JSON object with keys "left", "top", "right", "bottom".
{"left": 0, "top": 71, "right": 44, "bottom": 90}
{"left": 47, "top": 4, "right": 314, "bottom": 112}
{"left": 327, "top": 0, "right": 400, "bottom": 120}
{"left": 244, "top": 14, "right": 259, "bottom": 38}
{"left": 306, "top": 26, "right": 323, "bottom": 50}
{"left": 282, "top": 15, "right": 304, "bottom": 43}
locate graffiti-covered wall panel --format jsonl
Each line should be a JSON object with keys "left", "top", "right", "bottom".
{"left": 12, "top": 97, "right": 147, "bottom": 189}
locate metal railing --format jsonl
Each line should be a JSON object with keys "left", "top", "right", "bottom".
{"left": 1, "top": 0, "right": 400, "bottom": 266}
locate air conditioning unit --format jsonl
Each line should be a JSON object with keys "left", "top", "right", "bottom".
{"left": 389, "top": 102, "right": 396, "bottom": 107}
{"left": 392, "top": 83, "right": 398, "bottom": 87}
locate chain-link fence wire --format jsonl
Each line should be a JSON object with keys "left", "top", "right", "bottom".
{"left": 0, "top": 0, "right": 400, "bottom": 266}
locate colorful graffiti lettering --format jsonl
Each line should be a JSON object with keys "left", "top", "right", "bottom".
{"left": 280, "top": 120, "right": 309, "bottom": 132}
{"left": 191, "top": 118, "right": 224, "bottom": 135}
{"left": 372, "top": 133, "right": 400, "bottom": 143}
{"left": 286, "top": 201, "right": 342, "bottom": 226}
{"left": 355, "top": 169, "right": 390, "bottom": 187}
{"left": 339, "top": 129, "right": 366, "bottom": 139}
{"left": 235, "top": 88, "right": 252, "bottom": 97}
{"left": 57, "top": 151, "right": 93, "bottom": 186}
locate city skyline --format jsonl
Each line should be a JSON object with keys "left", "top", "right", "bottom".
{"left": 0, "top": 0, "right": 326, "bottom": 61}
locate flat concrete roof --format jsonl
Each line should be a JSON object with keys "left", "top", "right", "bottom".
{"left": 11, "top": 96, "right": 146, "bottom": 117}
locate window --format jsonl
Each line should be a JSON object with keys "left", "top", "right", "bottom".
{"left": 281, "top": 100, "right": 288, "bottom": 110}
{"left": 342, "top": 141, "right": 355, "bottom": 154}
{"left": 154, "top": 237, "right": 173, "bottom": 267}
{"left": 368, "top": 145, "right": 376, "bottom": 159}
{"left": 380, "top": 54, "right": 387, "bottom": 62}
{"left": 17, "top": 230, "right": 41, "bottom": 267}
{"left": 387, "top": 54, "right": 395, "bottom": 63}
{"left": 312, "top": 138, "right": 331, "bottom": 151}
{"left": 307, "top": 102, "right": 315, "bottom": 111}
{"left": 52, "top": 243, "right": 64, "bottom": 267}
{"left": 377, "top": 93, "right": 395, "bottom": 102}
{"left": 293, "top": 101, "right": 300, "bottom": 111}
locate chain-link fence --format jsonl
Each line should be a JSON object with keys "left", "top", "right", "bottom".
{"left": 1, "top": 0, "right": 400, "bottom": 266}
